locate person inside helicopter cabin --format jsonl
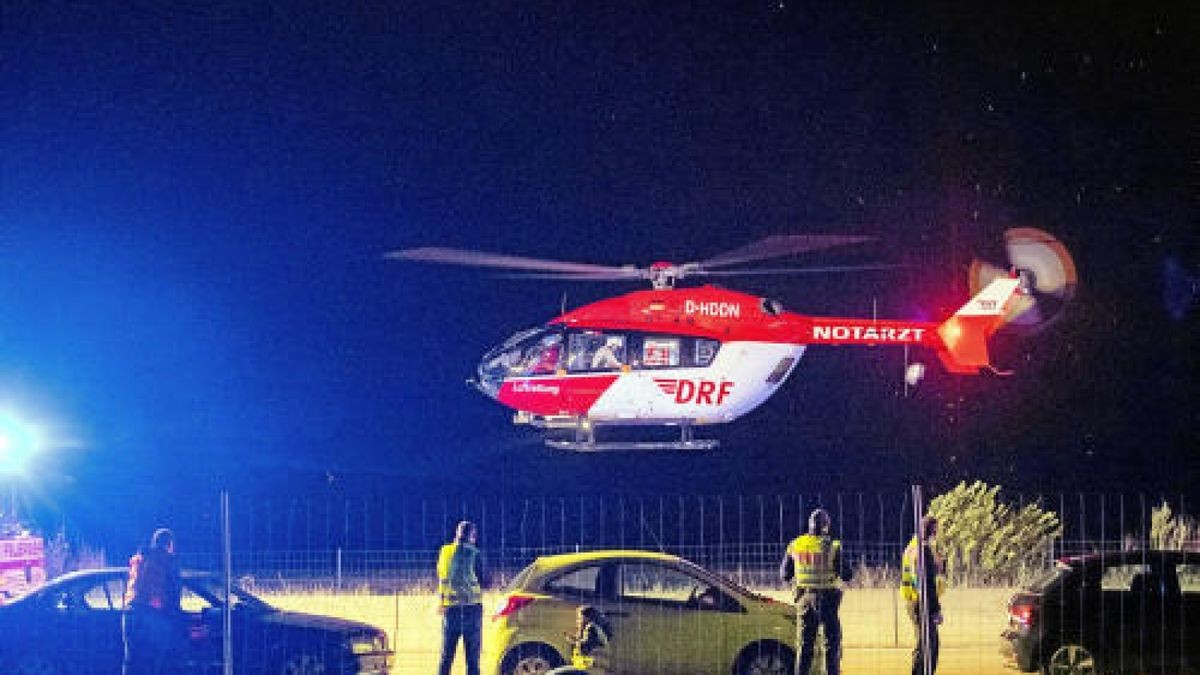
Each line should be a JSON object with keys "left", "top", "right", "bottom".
{"left": 525, "top": 334, "right": 562, "bottom": 375}
{"left": 590, "top": 336, "right": 624, "bottom": 370}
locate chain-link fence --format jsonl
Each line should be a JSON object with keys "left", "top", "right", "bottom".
{"left": 10, "top": 490, "right": 1196, "bottom": 674}
{"left": 98, "top": 490, "right": 1196, "bottom": 590}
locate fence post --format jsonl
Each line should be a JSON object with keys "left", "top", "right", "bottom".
{"left": 893, "top": 560, "right": 899, "bottom": 647}
{"left": 221, "top": 490, "right": 233, "bottom": 675}
{"left": 911, "top": 485, "right": 932, "bottom": 675}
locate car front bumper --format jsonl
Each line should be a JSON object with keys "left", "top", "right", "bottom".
{"left": 349, "top": 650, "right": 394, "bottom": 675}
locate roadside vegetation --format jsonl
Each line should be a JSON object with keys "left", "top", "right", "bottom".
{"left": 927, "top": 480, "right": 1062, "bottom": 587}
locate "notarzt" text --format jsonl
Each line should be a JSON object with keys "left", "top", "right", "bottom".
{"left": 811, "top": 325, "right": 926, "bottom": 342}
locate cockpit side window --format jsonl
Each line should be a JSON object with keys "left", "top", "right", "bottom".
{"left": 520, "top": 333, "right": 563, "bottom": 375}
{"left": 479, "top": 328, "right": 564, "bottom": 382}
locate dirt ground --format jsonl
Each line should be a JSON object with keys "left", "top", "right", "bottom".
{"left": 264, "top": 588, "right": 1018, "bottom": 674}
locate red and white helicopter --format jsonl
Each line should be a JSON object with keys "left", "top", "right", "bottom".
{"left": 389, "top": 228, "right": 1076, "bottom": 451}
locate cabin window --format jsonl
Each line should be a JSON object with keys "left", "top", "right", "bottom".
{"left": 765, "top": 357, "right": 795, "bottom": 384}
{"left": 641, "top": 337, "right": 680, "bottom": 367}
{"left": 694, "top": 339, "right": 720, "bottom": 367}
{"left": 568, "top": 331, "right": 626, "bottom": 372}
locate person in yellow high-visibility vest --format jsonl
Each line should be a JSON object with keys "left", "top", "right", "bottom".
{"left": 901, "top": 516, "right": 943, "bottom": 675}
{"left": 437, "top": 520, "right": 487, "bottom": 675}
{"left": 780, "top": 508, "right": 846, "bottom": 675}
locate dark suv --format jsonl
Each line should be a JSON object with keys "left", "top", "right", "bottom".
{"left": 1000, "top": 550, "right": 1199, "bottom": 674}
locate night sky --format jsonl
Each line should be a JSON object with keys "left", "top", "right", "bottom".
{"left": 2, "top": 2, "right": 1196, "bottom": 532}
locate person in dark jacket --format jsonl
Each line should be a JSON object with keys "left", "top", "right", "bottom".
{"left": 901, "top": 516, "right": 943, "bottom": 675}
{"left": 122, "top": 527, "right": 183, "bottom": 675}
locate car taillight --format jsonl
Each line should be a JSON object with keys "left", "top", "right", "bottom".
{"left": 493, "top": 594, "right": 535, "bottom": 621}
{"left": 1009, "top": 600, "right": 1037, "bottom": 628}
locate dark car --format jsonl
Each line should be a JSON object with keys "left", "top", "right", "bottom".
{"left": 1000, "top": 550, "right": 1199, "bottom": 674}
{"left": 0, "top": 567, "right": 393, "bottom": 674}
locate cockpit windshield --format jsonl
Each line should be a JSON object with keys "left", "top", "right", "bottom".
{"left": 477, "top": 327, "right": 563, "bottom": 395}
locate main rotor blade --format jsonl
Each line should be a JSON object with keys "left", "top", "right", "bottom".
{"left": 695, "top": 235, "right": 872, "bottom": 270}
{"left": 385, "top": 247, "right": 630, "bottom": 275}
{"left": 497, "top": 270, "right": 644, "bottom": 281}
{"left": 690, "top": 263, "right": 902, "bottom": 277}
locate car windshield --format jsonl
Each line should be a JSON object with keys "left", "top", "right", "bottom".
{"left": 676, "top": 559, "right": 756, "bottom": 600}
{"left": 184, "top": 575, "right": 274, "bottom": 613}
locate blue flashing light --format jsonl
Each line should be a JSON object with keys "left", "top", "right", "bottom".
{"left": 0, "top": 416, "right": 38, "bottom": 475}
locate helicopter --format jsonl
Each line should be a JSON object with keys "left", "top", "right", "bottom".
{"left": 388, "top": 229, "right": 1076, "bottom": 451}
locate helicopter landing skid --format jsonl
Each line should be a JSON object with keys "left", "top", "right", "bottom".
{"left": 545, "top": 438, "right": 719, "bottom": 452}
{"left": 543, "top": 419, "right": 719, "bottom": 452}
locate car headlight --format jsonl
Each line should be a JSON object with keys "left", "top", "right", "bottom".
{"left": 350, "top": 636, "right": 385, "bottom": 654}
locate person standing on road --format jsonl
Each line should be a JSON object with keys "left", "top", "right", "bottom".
{"left": 437, "top": 520, "right": 487, "bottom": 675}
{"left": 901, "top": 515, "right": 943, "bottom": 675}
{"left": 781, "top": 508, "right": 846, "bottom": 675}
{"left": 122, "top": 527, "right": 183, "bottom": 675}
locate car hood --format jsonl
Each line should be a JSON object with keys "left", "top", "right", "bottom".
{"left": 256, "top": 609, "right": 384, "bottom": 636}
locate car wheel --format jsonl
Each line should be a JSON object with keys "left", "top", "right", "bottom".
{"left": 1043, "top": 644, "right": 1096, "bottom": 675}
{"left": 281, "top": 651, "right": 329, "bottom": 675}
{"left": 503, "top": 644, "right": 564, "bottom": 675}
{"left": 736, "top": 642, "right": 794, "bottom": 675}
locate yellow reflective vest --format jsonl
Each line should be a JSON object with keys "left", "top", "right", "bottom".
{"left": 900, "top": 537, "right": 921, "bottom": 602}
{"left": 437, "top": 542, "right": 482, "bottom": 607}
{"left": 787, "top": 534, "right": 840, "bottom": 589}
{"left": 900, "top": 537, "right": 943, "bottom": 603}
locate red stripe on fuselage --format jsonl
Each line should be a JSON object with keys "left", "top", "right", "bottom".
{"left": 497, "top": 374, "right": 620, "bottom": 416}
{"left": 550, "top": 287, "right": 943, "bottom": 348}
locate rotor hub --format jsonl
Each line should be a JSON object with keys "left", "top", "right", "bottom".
{"left": 646, "top": 262, "right": 680, "bottom": 289}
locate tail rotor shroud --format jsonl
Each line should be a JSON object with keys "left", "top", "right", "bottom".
{"left": 970, "top": 227, "right": 1078, "bottom": 334}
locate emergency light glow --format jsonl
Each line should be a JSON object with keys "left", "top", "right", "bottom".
{"left": 0, "top": 415, "right": 39, "bottom": 475}
{"left": 939, "top": 318, "right": 963, "bottom": 346}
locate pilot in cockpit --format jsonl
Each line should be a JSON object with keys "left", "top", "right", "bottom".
{"left": 526, "top": 335, "right": 562, "bottom": 374}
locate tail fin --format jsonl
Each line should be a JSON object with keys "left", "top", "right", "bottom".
{"left": 935, "top": 276, "right": 1022, "bottom": 373}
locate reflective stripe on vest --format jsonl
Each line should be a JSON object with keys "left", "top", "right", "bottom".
{"left": 900, "top": 538, "right": 919, "bottom": 602}
{"left": 437, "top": 542, "right": 482, "bottom": 607}
{"left": 789, "top": 534, "right": 839, "bottom": 589}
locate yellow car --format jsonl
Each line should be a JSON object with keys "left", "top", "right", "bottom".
{"left": 485, "top": 550, "right": 797, "bottom": 675}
